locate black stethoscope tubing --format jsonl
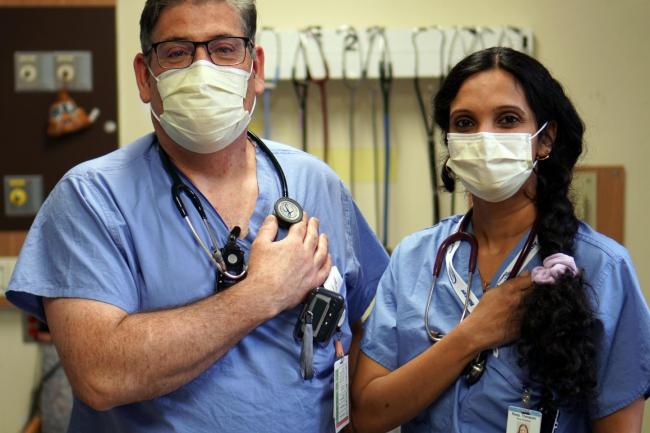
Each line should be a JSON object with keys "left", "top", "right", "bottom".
{"left": 159, "top": 131, "right": 296, "bottom": 278}
{"left": 161, "top": 131, "right": 291, "bottom": 212}
{"left": 292, "top": 31, "right": 311, "bottom": 153}
{"left": 412, "top": 27, "right": 445, "bottom": 224}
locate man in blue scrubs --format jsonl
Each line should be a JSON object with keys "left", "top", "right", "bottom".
{"left": 6, "top": 1, "right": 389, "bottom": 431}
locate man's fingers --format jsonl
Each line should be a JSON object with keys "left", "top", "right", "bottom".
{"left": 256, "top": 215, "right": 279, "bottom": 243}
{"left": 287, "top": 212, "right": 308, "bottom": 239}
{"left": 314, "top": 233, "right": 329, "bottom": 267}
{"left": 304, "top": 217, "right": 320, "bottom": 252}
{"left": 316, "top": 254, "right": 333, "bottom": 286}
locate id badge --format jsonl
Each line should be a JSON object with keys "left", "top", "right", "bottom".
{"left": 324, "top": 266, "right": 346, "bottom": 328}
{"left": 506, "top": 406, "right": 542, "bottom": 433}
{"left": 333, "top": 355, "right": 350, "bottom": 432}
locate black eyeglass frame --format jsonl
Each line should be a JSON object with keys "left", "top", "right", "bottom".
{"left": 146, "top": 36, "right": 254, "bottom": 70}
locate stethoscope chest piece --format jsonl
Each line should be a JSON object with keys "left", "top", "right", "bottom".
{"left": 274, "top": 197, "right": 304, "bottom": 227}
{"left": 463, "top": 350, "right": 487, "bottom": 385}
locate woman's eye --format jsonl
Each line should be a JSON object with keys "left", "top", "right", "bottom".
{"left": 498, "top": 115, "right": 520, "bottom": 125}
{"left": 454, "top": 118, "right": 474, "bottom": 129}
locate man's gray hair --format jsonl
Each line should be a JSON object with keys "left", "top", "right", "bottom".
{"left": 139, "top": 0, "right": 257, "bottom": 54}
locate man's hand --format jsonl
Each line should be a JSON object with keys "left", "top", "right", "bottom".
{"left": 245, "top": 214, "right": 331, "bottom": 315}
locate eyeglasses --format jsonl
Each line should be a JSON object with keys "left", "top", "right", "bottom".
{"left": 149, "top": 36, "right": 251, "bottom": 70}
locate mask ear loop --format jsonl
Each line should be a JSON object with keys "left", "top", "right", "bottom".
{"left": 532, "top": 121, "right": 551, "bottom": 165}
{"left": 531, "top": 121, "right": 549, "bottom": 139}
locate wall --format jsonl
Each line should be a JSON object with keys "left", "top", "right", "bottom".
{"left": 0, "top": 311, "right": 40, "bottom": 433}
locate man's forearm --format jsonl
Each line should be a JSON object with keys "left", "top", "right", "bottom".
{"left": 46, "top": 279, "right": 275, "bottom": 410}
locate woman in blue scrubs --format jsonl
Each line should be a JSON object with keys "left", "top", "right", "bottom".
{"left": 352, "top": 47, "right": 649, "bottom": 433}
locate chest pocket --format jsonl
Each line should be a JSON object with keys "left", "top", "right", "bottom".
{"left": 458, "top": 350, "right": 543, "bottom": 433}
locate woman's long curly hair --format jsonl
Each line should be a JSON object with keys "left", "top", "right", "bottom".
{"left": 433, "top": 47, "right": 599, "bottom": 406}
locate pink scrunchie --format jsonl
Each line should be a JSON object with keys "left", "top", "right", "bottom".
{"left": 531, "top": 253, "right": 578, "bottom": 284}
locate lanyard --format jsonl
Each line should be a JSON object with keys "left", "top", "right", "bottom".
{"left": 445, "top": 219, "right": 540, "bottom": 313}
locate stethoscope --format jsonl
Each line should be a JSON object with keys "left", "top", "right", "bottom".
{"left": 338, "top": 25, "right": 364, "bottom": 199}
{"left": 305, "top": 26, "right": 331, "bottom": 164}
{"left": 257, "top": 27, "right": 281, "bottom": 140}
{"left": 412, "top": 26, "right": 445, "bottom": 224}
{"left": 159, "top": 131, "right": 304, "bottom": 289}
{"left": 292, "top": 30, "right": 311, "bottom": 154}
{"left": 425, "top": 209, "right": 538, "bottom": 384}
{"left": 365, "top": 26, "right": 393, "bottom": 249}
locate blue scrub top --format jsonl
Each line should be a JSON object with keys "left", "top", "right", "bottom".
{"left": 7, "top": 133, "right": 389, "bottom": 433}
{"left": 361, "top": 215, "right": 650, "bottom": 433}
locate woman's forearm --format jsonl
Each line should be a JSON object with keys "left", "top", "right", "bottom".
{"left": 351, "top": 325, "right": 481, "bottom": 433}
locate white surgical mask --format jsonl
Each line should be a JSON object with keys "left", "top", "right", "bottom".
{"left": 149, "top": 60, "right": 255, "bottom": 154}
{"left": 446, "top": 123, "right": 547, "bottom": 202}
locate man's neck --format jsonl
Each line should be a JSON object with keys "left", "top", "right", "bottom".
{"left": 158, "top": 130, "right": 254, "bottom": 185}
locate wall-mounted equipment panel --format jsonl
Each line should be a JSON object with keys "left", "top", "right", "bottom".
{"left": 257, "top": 26, "right": 534, "bottom": 82}
{"left": 14, "top": 51, "right": 93, "bottom": 92}
{"left": 0, "top": 7, "right": 118, "bottom": 230}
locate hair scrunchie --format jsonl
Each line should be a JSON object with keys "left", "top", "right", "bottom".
{"left": 531, "top": 253, "right": 578, "bottom": 284}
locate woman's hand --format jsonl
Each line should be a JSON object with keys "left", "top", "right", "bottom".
{"left": 458, "top": 274, "right": 532, "bottom": 352}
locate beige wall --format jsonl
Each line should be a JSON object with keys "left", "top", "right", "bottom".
{"left": 1, "top": 1, "right": 648, "bottom": 432}
{"left": 0, "top": 311, "right": 40, "bottom": 433}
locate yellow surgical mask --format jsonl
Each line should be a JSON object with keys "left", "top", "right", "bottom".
{"left": 150, "top": 60, "right": 255, "bottom": 153}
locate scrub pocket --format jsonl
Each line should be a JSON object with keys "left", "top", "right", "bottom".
{"left": 457, "top": 351, "right": 542, "bottom": 433}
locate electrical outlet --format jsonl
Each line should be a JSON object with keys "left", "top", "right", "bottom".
{"left": 14, "top": 51, "right": 56, "bottom": 92}
{"left": 14, "top": 50, "right": 93, "bottom": 92}
{"left": 4, "top": 175, "right": 44, "bottom": 217}
{"left": 54, "top": 51, "right": 93, "bottom": 91}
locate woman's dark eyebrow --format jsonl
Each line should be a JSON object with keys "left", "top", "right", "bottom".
{"left": 493, "top": 105, "right": 526, "bottom": 114}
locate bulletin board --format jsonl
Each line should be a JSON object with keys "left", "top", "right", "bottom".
{"left": 573, "top": 166, "right": 625, "bottom": 244}
{"left": 0, "top": 5, "right": 117, "bottom": 230}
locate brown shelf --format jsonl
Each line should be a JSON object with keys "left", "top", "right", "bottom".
{"left": 0, "top": 296, "right": 14, "bottom": 310}
{"left": 0, "top": 1, "right": 114, "bottom": 6}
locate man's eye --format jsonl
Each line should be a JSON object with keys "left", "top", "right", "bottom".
{"left": 160, "top": 44, "right": 192, "bottom": 59}
{"left": 167, "top": 49, "right": 190, "bottom": 58}
{"left": 214, "top": 44, "right": 235, "bottom": 54}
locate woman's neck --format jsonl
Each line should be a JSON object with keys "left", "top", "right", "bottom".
{"left": 471, "top": 191, "right": 537, "bottom": 251}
